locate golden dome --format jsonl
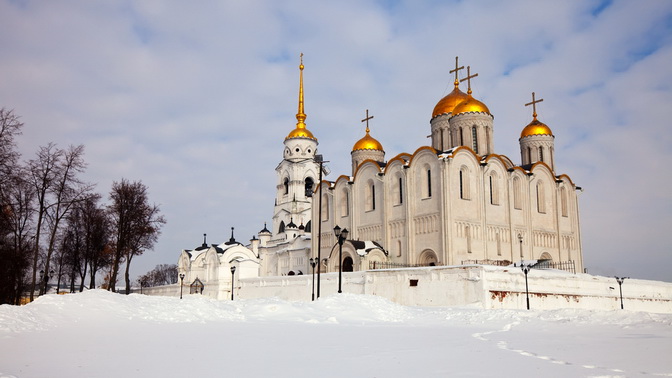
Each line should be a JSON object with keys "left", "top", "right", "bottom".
{"left": 520, "top": 119, "right": 553, "bottom": 138}
{"left": 452, "top": 94, "right": 491, "bottom": 116}
{"left": 352, "top": 129, "right": 384, "bottom": 152}
{"left": 432, "top": 85, "right": 469, "bottom": 118}
{"left": 286, "top": 125, "right": 316, "bottom": 140}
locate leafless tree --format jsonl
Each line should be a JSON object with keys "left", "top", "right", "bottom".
{"left": 27, "top": 144, "right": 93, "bottom": 299}
{"left": 137, "top": 264, "right": 178, "bottom": 288}
{"left": 108, "top": 179, "right": 165, "bottom": 294}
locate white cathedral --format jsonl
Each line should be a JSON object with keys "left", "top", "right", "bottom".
{"left": 177, "top": 56, "right": 584, "bottom": 297}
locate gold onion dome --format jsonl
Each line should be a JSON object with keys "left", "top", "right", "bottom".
{"left": 520, "top": 118, "right": 553, "bottom": 138}
{"left": 352, "top": 128, "right": 384, "bottom": 152}
{"left": 285, "top": 54, "right": 317, "bottom": 141}
{"left": 452, "top": 94, "right": 491, "bottom": 116}
{"left": 432, "top": 85, "right": 469, "bottom": 118}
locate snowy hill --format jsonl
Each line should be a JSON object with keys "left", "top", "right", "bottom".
{"left": 1, "top": 290, "right": 671, "bottom": 377}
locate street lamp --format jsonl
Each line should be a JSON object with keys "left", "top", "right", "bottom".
{"left": 179, "top": 273, "right": 185, "bottom": 299}
{"left": 230, "top": 265, "right": 236, "bottom": 300}
{"left": 333, "top": 225, "right": 349, "bottom": 294}
{"left": 615, "top": 276, "right": 629, "bottom": 310}
{"left": 517, "top": 233, "right": 524, "bottom": 264}
{"left": 310, "top": 258, "right": 317, "bottom": 301}
{"left": 521, "top": 264, "right": 531, "bottom": 310}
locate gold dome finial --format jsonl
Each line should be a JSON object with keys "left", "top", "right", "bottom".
{"left": 525, "top": 91, "right": 544, "bottom": 121}
{"left": 286, "top": 53, "right": 316, "bottom": 140}
{"left": 352, "top": 109, "right": 384, "bottom": 151}
{"left": 450, "top": 56, "right": 465, "bottom": 88}
{"left": 459, "top": 65, "right": 478, "bottom": 95}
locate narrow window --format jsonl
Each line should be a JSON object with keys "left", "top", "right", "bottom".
{"left": 341, "top": 189, "right": 349, "bottom": 217}
{"left": 283, "top": 177, "right": 289, "bottom": 195}
{"left": 399, "top": 177, "right": 403, "bottom": 204}
{"left": 372, "top": 184, "right": 376, "bottom": 210}
{"left": 513, "top": 177, "right": 522, "bottom": 210}
{"left": 489, "top": 175, "right": 493, "bottom": 205}
{"left": 539, "top": 146, "right": 544, "bottom": 162}
{"left": 459, "top": 170, "right": 464, "bottom": 199}
{"left": 321, "top": 194, "right": 329, "bottom": 221}
{"left": 472, "top": 126, "right": 478, "bottom": 154}
{"left": 427, "top": 169, "right": 432, "bottom": 197}
{"left": 304, "top": 177, "right": 314, "bottom": 197}
{"left": 279, "top": 221, "right": 285, "bottom": 234}
{"left": 561, "top": 187, "right": 568, "bottom": 217}
{"left": 536, "top": 182, "right": 546, "bottom": 213}
{"left": 466, "top": 226, "right": 472, "bottom": 253}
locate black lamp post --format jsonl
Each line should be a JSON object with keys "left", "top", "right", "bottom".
{"left": 333, "top": 225, "right": 349, "bottom": 294}
{"left": 179, "top": 273, "right": 185, "bottom": 299}
{"left": 230, "top": 265, "right": 236, "bottom": 300}
{"left": 310, "top": 258, "right": 317, "bottom": 301}
{"left": 615, "top": 276, "right": 628, "bottom": 310}
{"left": 521, "top": 264, "right": 531, "bottom": 310}
{"left": 517, "top": 233, "right": 524, "bottom": 265}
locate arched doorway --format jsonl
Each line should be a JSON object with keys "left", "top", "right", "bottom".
{"left": 539, "top": 252, "right": 552, "bottom": 261}
{"left": 419, "top": 249, "right": 439, "bottom": 266}
{"left": 342, "top": 256, "right": 354, "bottom": 272}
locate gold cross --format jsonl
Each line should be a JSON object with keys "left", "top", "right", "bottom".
{"left": 361, "top": 109, "right": 374, "bottom": 133}
{"left": 525, "top": 92, "right": 544, "bottom": 120}
{"left": 449, "top": 56, "right": 464, "bottom": 85}
{"left": 459, "top": 66, "right": 478, "bottom": 95}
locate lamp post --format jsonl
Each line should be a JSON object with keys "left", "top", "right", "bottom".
{"left": 517, "top": 233, "right": 524, "bottom": 265}
{"left": 521, "top": 264, "right": 531, "bottom": 310}
{"left": 230, "top": 265, "right": 236, "bottom": 300}
{"left": 615, "top": 276, "right": 628, "bottom": 310}
{"left": 333, "top": 225, "right": 349, "bottom": 294}
{"left": 179, "top": 273, "right": 185, "bottom": 299}
{"left": 310, "top": 258, "right": 317, "bottom": 301}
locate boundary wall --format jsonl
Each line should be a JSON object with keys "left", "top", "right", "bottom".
{"left": 138, "top": 265, "right": 672, "bottom": 313}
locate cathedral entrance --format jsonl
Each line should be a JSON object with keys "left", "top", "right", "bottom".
{"left": 419, "top": 249, "right": 439, "bottom": 266}
{"left": 342, "top": 256, "right": 354, "bottom": 272}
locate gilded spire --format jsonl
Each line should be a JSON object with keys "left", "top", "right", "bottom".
{"left": 296, "top": 53, "right": 306, "bottom": 127}
{"left": 285, "top": 53, "right": 316, "bottom": 141}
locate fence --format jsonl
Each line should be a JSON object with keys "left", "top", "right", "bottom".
{"left": 461, "top": 259, "right": 512, "bottom": 267}
{"left": 534, "top": 260, "right": 576, "bottom": 274}
{"left": 368, "top": 261, "right": 432, "bottom": 270}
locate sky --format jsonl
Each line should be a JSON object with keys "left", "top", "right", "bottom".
{"left": 1, "top": 0, "right": 671, "bottom": 282}
{"left": 1, "top": 290, "right": 671, "bottom": 377}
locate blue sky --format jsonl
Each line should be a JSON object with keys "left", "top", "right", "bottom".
{"left": 1, "top": 0, "right": 671, "bottom": 282}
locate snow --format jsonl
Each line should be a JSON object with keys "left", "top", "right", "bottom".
{"left": 1, "top": 290, "right": 671, "bottom": 377}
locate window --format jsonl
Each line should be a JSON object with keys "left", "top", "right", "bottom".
{"left": 536, "top": 181, "right": 546, "bottom": 213}
{"left": 304, "top": 177, "right": 314, "bottom": 197}
{"left": 321, "top": 193, "right": 329, "bottom": 221}
{"left": 279, "top": 221, "right": 285, "bottom": 234}
{"left": 366, "top": 180, "right": 375, "bottom": 211}
{"left": 459, "top": 167, "right": 470, "bottom": 200}
{"left": 399, "top": 177, "right": 403, "bottom": 204}
{"left": 427, "top": 169, "right": 432, "bottom": 197}
{"left": 372, "top": 184, "right": 376, "bottom": 210}
{"left": 489, "top": 173, "right": 499, "bottom": 205}
{"left": 513, "top": 177, "right": 522, "bottom": 210}
{"left": 539, "top": 146, "right": 544, "bottom": 162}
{"left": 340, "top": 189, "right": 349, "bottom": 217}
{"left": 466, "top": 225, "right": 472, "bottom": 253}
{"left": 472, "top": 126, "right": 478, "bottom": 154}
{"left": 283, "top": 177, "right": 289, "bottom": 195}
{"left": 561, "top": 187, "right": 568, "bottom": 217}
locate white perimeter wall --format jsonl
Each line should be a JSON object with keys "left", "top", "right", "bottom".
{"left": 138, "top": 265, "right": 672, "bottom": 313}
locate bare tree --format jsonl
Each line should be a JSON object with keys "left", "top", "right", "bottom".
{"left": 108, "top": 179, "right": 165, "bottom": 294}
{"left": 137, "top": 264, "right": 178, "bottom": 288}
{"left": 27, "top": 144, "right": 93, "bottom": 299}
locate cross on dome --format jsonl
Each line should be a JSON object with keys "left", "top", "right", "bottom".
{"left": 450, "top": 56, "right": 465, "bottom": 87}
{"left": 525, "top": 92, "right": 544, "bottom": 120}
{"left": 361, "top": 109, "right": 374, "bottom": 133}
{"left": 459, "top": 66, "right": 478, "bottom": 95}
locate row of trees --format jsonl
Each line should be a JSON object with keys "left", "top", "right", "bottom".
{"left": 137, "top": 264, "right": 178, "bottom": 288}
{"left": 0, "top": 108, "right": 166, "bottom": 305}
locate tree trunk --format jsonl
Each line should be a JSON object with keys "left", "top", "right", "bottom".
{"left": 124, "top": 253, "right": 133, "bottom": 295}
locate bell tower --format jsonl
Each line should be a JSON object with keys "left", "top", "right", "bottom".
{"left": 273, "top": 54, "right": 320, "bottom": 236}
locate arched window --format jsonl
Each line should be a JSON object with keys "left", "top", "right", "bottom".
{"left": 399, "top": 177, "right": 404, "bottom": 204}
{"left": 472, "top": 126, "right": 478, "bottom": 154}
{"left": 489, "top": 173, "right": 499, "bottom": 205}
{"left": 366, "top": 180, "right": 375, "bottom": 211}
{"left": 536, "top": 181, "right": 546, "bottom": 213}
{"left": 283, "top": 177, "right": 289, "bottom": 195}
{"left": 527, "top": 147, "right": 532, "bottom": 164}
{"left": 342, "top": 256, "right": 354, "bottom": 272}
{"left": 427, "top": 169, "right": 432, "bottom": 197}
{"left": 539, "top": 146, "right": 544, "bottom": 162}
{"left": 459, "top": 167, "right": 470, "bottom": 200}
{"left": 321, "top": 193, "right": 329, "bottom": 221}
{"left": 305, "top": 220, "right": 312, "bottom": 232}
{"left": 372, "top": 184, "right": 376, "bottom": 210}
{"left": 513, "top": 176, "right": 522, "bottom": 210}
{"left": 466, "top": 225, "right": 472, "bottom": 253}
{"left": 561, "top": 187, "right": 568, "bottom": 217}
{"left": 279, "top": 221, "right": 286, "bottom": 234}
{"left": 304, "top": 177, "right": 314, "bottom": 197}
{"left": 340, "top": 189, "right": 349, "bottom": 217}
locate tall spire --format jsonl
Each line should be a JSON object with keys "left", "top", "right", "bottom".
{"left": 296, "top": 53, "right": 306, "bottom": 128}
{"left": 285, "top": 53, "right": 316, "bottom": 141}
